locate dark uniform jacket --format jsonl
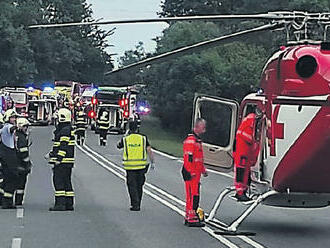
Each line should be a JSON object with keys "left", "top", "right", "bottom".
{"left": 74, "top": 112, "right": 88, "bottom": 132}
{"left": 50, "top": 123, "right": 75, "bottom": 167}
{"left": 16, "top": 130, "right": 32, "bottom": 174}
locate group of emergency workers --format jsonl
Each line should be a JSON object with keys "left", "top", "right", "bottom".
{"left": 0, "top": 109, "right": 32, "bottom": 209}
{"left": 0, "top": 91, "right": 262, "bottom": 228}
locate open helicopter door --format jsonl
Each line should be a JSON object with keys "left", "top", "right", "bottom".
{"left": 193, "top": 94, "right": 239, "bottom": 169}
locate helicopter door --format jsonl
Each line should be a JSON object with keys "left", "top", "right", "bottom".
{"left": 193, "top": 94, "right": 239, "bottom": 169}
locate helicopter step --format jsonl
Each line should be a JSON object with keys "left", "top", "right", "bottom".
{"left": 205, "top": 187, "right": 277, "bottom": 233}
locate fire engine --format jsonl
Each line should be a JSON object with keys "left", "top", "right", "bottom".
{"left": 90, "top": 86, "right": 140, "bottom": 133}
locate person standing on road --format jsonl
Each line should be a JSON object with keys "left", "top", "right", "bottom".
{"left": 15, "top": 118, "right": 32, "bottom": 206}
{"left": 0, "top": 109, "right": 19, "bottom": 209}
{"left": 74, "top": 108, "right": 88, "bottom": 146}
{"left": 117, "top": 120, "right": 154, "bottom": 211}
{"left": 48, "top": 108, "right": 75, "bottom": 211}
{"left": 97, "top": 109, "right": 110, "bottom": 146}
{"left": 182, "top": 118, "right": 208, "bottom": 227}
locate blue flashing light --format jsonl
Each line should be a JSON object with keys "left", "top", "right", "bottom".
{"left": 43, "top": 86, "right": 54, "bottom": 93}
{"left": 28, "top": 86, "right": 34, "bottom": 91}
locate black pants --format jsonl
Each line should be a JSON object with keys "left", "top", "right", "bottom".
{"left": 126, "top": 169, "right": 146, "bottom": 208}
{"left": 53, "top": 166, "right": 74, "bottom": 206}
{"left": 15, "top": 172, "right": 28, "bottom": 205}
{"left": 76, "top": 130, "right": 85, "bottom": 145}
{"left": 99, "top": 129, "right": 107, "bottom": 146}
{"left": 2, "top": 166, "right": 19, "bottom": 198}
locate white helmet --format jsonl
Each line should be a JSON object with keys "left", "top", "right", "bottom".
{"left": 58, "top": 108, "right": 71, "bottom": 123}
{"left": 17, "top": 118, "right": 30, "bottom": 129}
{"left": 4, "top": 109, "right": 17, "bottom": 122}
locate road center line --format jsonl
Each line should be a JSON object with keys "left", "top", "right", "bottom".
{"left": 11, "top": 238, "right": 21, "bottom": 248}
{"left": 16, "top": 208, "right": 24, "bottom": 219}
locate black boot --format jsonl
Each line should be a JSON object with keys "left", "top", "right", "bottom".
{"left": 81, "top": 138, "right": 84, "bottom": 146}
{"left": 65, "top": 196, "right": 74, "bottom": 211}
{"left": 2, "top": 197, "right": 16, "bottom": 209}
{"left": 76, "top": 138, "right": 81, "bottom": 146}
{"left": 15, "top": 193, "right": 24, "bottom": 206}
{"left": 49, "top": 196, "right": 66, "bottom": 211}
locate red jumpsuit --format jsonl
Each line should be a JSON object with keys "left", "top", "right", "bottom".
{"left": 234, "top": 113, "right": 260, "bottom": 195}
{"left": 182, "top": 133, "right": 206, "bottom": 223}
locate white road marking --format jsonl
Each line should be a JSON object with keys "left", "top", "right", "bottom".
{"left": 78, "top": 144, "right": 267, "bottom": 248}
{"left": 16, "top": 208, "right": 24, "bottom": 218}
{"left": 11, "top": 238, "right": 21, "bottom": 248}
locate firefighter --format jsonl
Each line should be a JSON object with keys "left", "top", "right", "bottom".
{"left": 97, "top": 109, "right": 110, "bottom": 146}
{"left": 233, "top": 109, "right": 262, "bottom": 202}
{"left": 74, "top": 108, "right": 88, "bottom": 145}
{"left": 0, "top": 109, "right": 18, "bottom": 209}
{"left": 0, "top": 113, "right": 4, "bottom": 205}
{"left": 48, "top": 108, "right": 75, "bottom": 211}
{"left": 182, "top": 118, "right": 208, "bottom": 227}
{"left": 15, "top": 118, "right": 32, "bottom": 206}
{"left": 117, "top": 120, "right": 154, "bottom": 211}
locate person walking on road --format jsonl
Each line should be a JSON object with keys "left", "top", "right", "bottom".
{"left": 117, "top": 120, "right": 154, "bottom": 211}
{"left": 182, "top": 118, "right": 208, "bottom": 227}
{"left": 74, "top": 108, "right": 88, "bottom": 145}
{"left": 48, "top": 108, "right": 76, "bottom": 211}
{"left": 15, "top": 118, "right": 32, "bottom": 206}
{"left": 0, "top": 109, "right": 19, "bottom": 209}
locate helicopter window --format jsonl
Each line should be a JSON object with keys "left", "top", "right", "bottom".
{"left": 243, "top": 104, "right": 257, "bottom": 117}
{"left": 296, "top": 55, "right": 317, "bottom": 78}
{"left": 198, "top": 101, "right": 232, "bottom": 147}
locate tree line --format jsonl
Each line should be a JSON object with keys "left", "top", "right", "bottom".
{"left": 117, "top": 0, "right": 330, "bottom": 134}
{"left": 0, "top": 0, "right": 113, "bottom": 86}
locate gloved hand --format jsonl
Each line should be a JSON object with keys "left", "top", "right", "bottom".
{"left": 44, "top": 152, "right": 50, "bottom": 159}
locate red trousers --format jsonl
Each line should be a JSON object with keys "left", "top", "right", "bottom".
{"left": 184, "top": 177, "right": 201, "bottom": 223}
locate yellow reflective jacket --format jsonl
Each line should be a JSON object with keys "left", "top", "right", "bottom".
{"left": 123, "top": 134, "right": 147, "bottom": 170}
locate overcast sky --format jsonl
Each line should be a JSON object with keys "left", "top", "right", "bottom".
{"left": 86, "top": 0, "right": 168, "bottom": 67}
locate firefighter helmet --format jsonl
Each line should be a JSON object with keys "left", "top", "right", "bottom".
{"left": 196, "top": 207, "right": 205, "bottom": 222}
{"left": 17, "top": 118, "right": 30, "bottom": 129}
{"left": 58, "top": 108, "right": 71, "bottom": 123}
{"left": 4, "top": 109, "right": 17, "bottom": 122}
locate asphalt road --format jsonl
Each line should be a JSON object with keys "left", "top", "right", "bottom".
{"left": 0, "top": 126, "right": 330, "bottom": 248}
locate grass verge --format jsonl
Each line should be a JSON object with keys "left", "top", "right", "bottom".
{"left": 140, "top": 115, "right": 184, "bottom": 158}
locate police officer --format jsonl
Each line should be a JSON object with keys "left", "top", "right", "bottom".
{"left": 234, "top": 108, "right": 262, "bottom": 201}
{"left": 182, "top": 118, "right": 208, "bottom": 227}
{"left": 117, "top": 120, "right": 154, "bottom": 211}
{"left": 0, "top": 109, "right": 19, "bottom": 209}
{"left": 74, "top": 108, "right": 88, "bottom": 145}
{"left": 15, "top": 118, "right": 32, "bottom": 206}
{"left": 49, "top": 108, "right": 75, "bottom": 211}
{"left": 97, "top": 109, "right": 110, "bottom": 146}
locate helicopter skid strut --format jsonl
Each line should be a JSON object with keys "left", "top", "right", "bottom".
{"left": 205, "top": 187, "right": 277, "bottom": 235}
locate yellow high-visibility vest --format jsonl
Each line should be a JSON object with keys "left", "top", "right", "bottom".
{"left": 123, "top": 134, "right": 147, "bottom": 170}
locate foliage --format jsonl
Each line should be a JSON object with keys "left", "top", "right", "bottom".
{"left": 0, "top": 0, "right": 113, "bottom": 86}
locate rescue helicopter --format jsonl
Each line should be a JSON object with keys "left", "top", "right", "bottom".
{"left": 28, "top": 11, "right": 330, "bottom": 235}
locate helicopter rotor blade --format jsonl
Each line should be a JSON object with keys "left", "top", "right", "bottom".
{"left": 27, "top": 12, "right": 298, "bottom": 29}
{"left": 105, "top": 22, "right": 283, "bottom": 76}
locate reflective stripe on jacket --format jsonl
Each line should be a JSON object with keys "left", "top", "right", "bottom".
{"left": 123, "top": 134, "right": 147, "bottom": 170}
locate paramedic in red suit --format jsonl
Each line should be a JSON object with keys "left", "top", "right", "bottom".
{"left": 182, "top": 118, "right": 208, "bottom": 227}
{"left": 234, "top": 110, "right": 262, "bottom": 201}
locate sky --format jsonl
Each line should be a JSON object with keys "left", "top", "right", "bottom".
{"left": 86, "top": 0, "right": 168, "bottom": 67}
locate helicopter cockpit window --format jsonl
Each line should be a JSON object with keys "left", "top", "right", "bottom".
{"left": 199, "top": 101, "right": 232, "bottom": 147}
{"left": 243, "top": 104, "right": 257, "bottom": 117}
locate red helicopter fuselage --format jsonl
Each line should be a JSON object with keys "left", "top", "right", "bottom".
{"left": 258, "top": 43, "right": 330, "bottom": 194}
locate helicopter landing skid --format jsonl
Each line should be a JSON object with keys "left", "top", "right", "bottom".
{"left": 205, "top": 187, "right": 277, "bottom": 234}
